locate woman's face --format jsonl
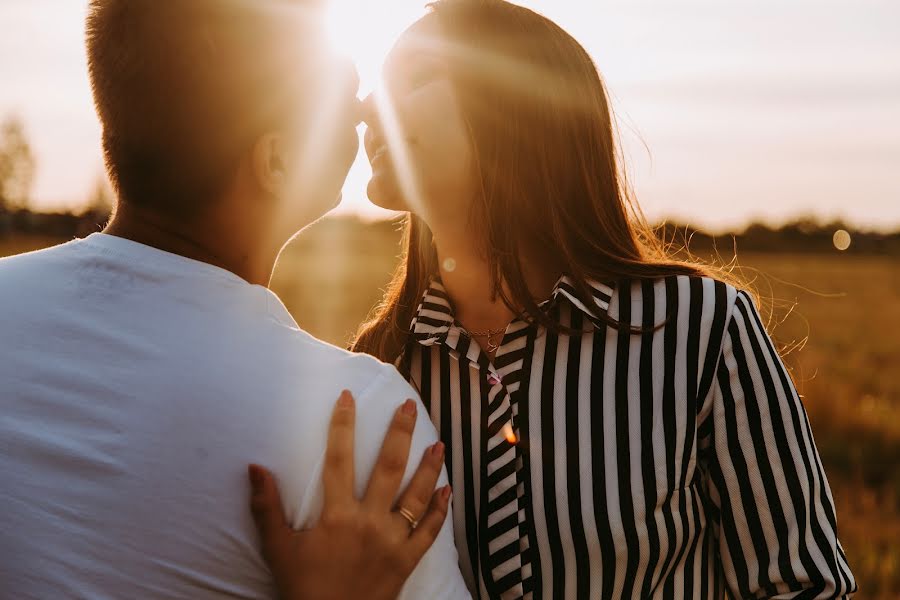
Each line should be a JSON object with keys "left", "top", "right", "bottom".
{"left": 362, "top": 16, "right": 476, "bottom": 222}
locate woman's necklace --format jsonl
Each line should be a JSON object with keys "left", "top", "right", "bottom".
{"left": 467, "top": 326, "right": 506, "bottom": 354}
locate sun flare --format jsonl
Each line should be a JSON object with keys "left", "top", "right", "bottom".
{"left": 323, "top": 1, "right": 359, "bottom": 58}
{"left": 323, "top": 0, "right": 421, "bottom": 92}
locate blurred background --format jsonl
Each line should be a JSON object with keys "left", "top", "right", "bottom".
{"left": 1, "top": 0, "right": 898, "bottom": 595}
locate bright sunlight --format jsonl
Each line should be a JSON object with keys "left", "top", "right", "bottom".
{"left": 324, "top": 0, "right": 422, "bottom": 92}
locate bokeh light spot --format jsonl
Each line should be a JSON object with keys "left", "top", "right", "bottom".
{"left": 503, "top": 423, "right": 519, "bottom": 445}
{"left": 833, "top": 229, "right": 852, "bottom": 251}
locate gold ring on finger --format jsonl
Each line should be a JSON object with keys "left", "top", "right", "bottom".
{"left": 397, "top": 506, "right": 419, "bottom": 531}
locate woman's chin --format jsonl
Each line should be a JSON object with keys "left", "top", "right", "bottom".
{"left": 367, "top": 176, "right": 407, "bottom": 212}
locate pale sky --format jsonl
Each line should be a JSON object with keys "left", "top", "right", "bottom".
{"left": 1, "top": 0, "right": 898, "bottom": 231}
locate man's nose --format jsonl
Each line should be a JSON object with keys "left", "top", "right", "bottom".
{"left": 332, "top": 55, "right": 362, "bottom": 124}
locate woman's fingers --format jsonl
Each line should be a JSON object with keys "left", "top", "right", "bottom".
{"left": 363, "top": 399, "right": 418, "bottom": 511}
{"left": 248, "top": 464, "right": 294, "bottom": 579}
{"left": 408, "top": 485, "right": 452, "bottom": 559}
{"left": 322, "top": 391, "right": 356, "bottom": 513}
{"left": 247, "top": 395, "right": 452, "bottom": 600}
{"left": 394, "top": 442, "right": 445, "bottom": 526}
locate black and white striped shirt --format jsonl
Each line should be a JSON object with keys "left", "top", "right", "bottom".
{"left": 399, "top": 275, "right": 856, "bottom": 599}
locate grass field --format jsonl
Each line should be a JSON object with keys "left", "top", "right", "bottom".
{"left": 3, "top": 219, "right": 898, "bottom": 597}
{"left": 723, "top": 253, "right": 900, "bottom": 598}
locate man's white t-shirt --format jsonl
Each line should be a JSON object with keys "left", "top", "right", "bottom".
{"left": 0, "top": 234, "right": 469, "bottom": 599}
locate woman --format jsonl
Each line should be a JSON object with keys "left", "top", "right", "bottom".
{"left": 268, "top": 0, "right": 857, "bottom": 597}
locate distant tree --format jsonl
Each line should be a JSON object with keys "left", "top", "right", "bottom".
{"left": 0, "top": 116, "right": 36, "bottom": 211}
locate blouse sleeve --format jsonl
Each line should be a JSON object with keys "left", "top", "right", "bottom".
{"left": 699, "top": 291, "right": 857, "bottom": 599}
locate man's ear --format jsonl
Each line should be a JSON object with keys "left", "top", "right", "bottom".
{"left": 251, "top": 133, "right": 288, "bottom": 197}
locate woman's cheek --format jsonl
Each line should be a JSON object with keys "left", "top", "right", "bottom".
{"left": 409, "top": 88, "right": 473, "bottom": 193}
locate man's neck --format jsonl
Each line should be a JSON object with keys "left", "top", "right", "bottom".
{"left": 104, "top": 206, "right": 277, "bottom": 286}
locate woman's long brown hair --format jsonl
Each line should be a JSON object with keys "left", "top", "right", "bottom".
{"left": 353, "top": 0, "right": 744, "bottom": 364}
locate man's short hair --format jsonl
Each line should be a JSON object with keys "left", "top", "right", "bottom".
{"left": 86, "top": 0, "right": 318, "bottom": 215}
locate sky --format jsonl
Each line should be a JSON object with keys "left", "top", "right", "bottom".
{"left": 0, "top": 0, "right": 898, "bottom": 232}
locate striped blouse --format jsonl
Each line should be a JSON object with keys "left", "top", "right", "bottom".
{"left": 398, "top": 275, "right": 856, "bottom": 599}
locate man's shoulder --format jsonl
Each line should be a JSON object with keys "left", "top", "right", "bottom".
{"left": 256, "top": 325, "right": 411, "bottom": 400}
{"left": 0, "top": 241, "right": 85, "bottom": 308}
{"left": 0, "top": 239, "right": 78, "bottom": 274}
{"left": 222, "top": 310, "right": 405, "bottom": 396}
{"left": 259, "top": 323, "right": 379, "bottom": 370}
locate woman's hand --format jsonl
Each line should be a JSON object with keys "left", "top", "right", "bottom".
{"left": 247, "top": 390, "right": 451, "bottom": 600}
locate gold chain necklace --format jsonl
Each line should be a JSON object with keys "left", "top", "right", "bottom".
{"left": 467, "top": 326, "right": 507, "bottom": 338}
{"left": 467, "top": 327, "right": 506, "bottom": 354}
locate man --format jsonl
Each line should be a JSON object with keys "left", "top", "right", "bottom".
{"left": 0, "top": 1, "right": 468, "bottom": 598}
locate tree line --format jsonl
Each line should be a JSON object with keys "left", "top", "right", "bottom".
{"left": 1, "top": 114, "right": 897, "bottom": 255}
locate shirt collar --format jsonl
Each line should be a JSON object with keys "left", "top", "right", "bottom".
{"left": 410, "top": 280, "right": 456, "bottom": 347}
{"left": 548, "top": 275, "right": 614, "bottom": 328}
{"left": 409, "top": 275, "right": 614, "bottom": 347}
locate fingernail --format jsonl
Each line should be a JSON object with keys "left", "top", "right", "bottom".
{"left": 431, "top": 441, "right": 445, "bottom": 459}
{"left": 402, "top": 398, "right": 417, "bottom": 416}
{"left": 337, "top": 390, "right": 354, "bottom": 409}
{"left": 248, "top": 465, "right": 265, "bottom": 492}
{"left": 441, "top": 485, "right": 452, "bottom": 501}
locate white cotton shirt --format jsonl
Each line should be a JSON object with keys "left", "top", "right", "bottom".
{"left": 0, "top": 233, "right": 470, "bottom": 600}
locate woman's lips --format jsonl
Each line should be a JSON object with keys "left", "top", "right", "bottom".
{"left": 369, "top": 136, "right": 417, "bottom": 170}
